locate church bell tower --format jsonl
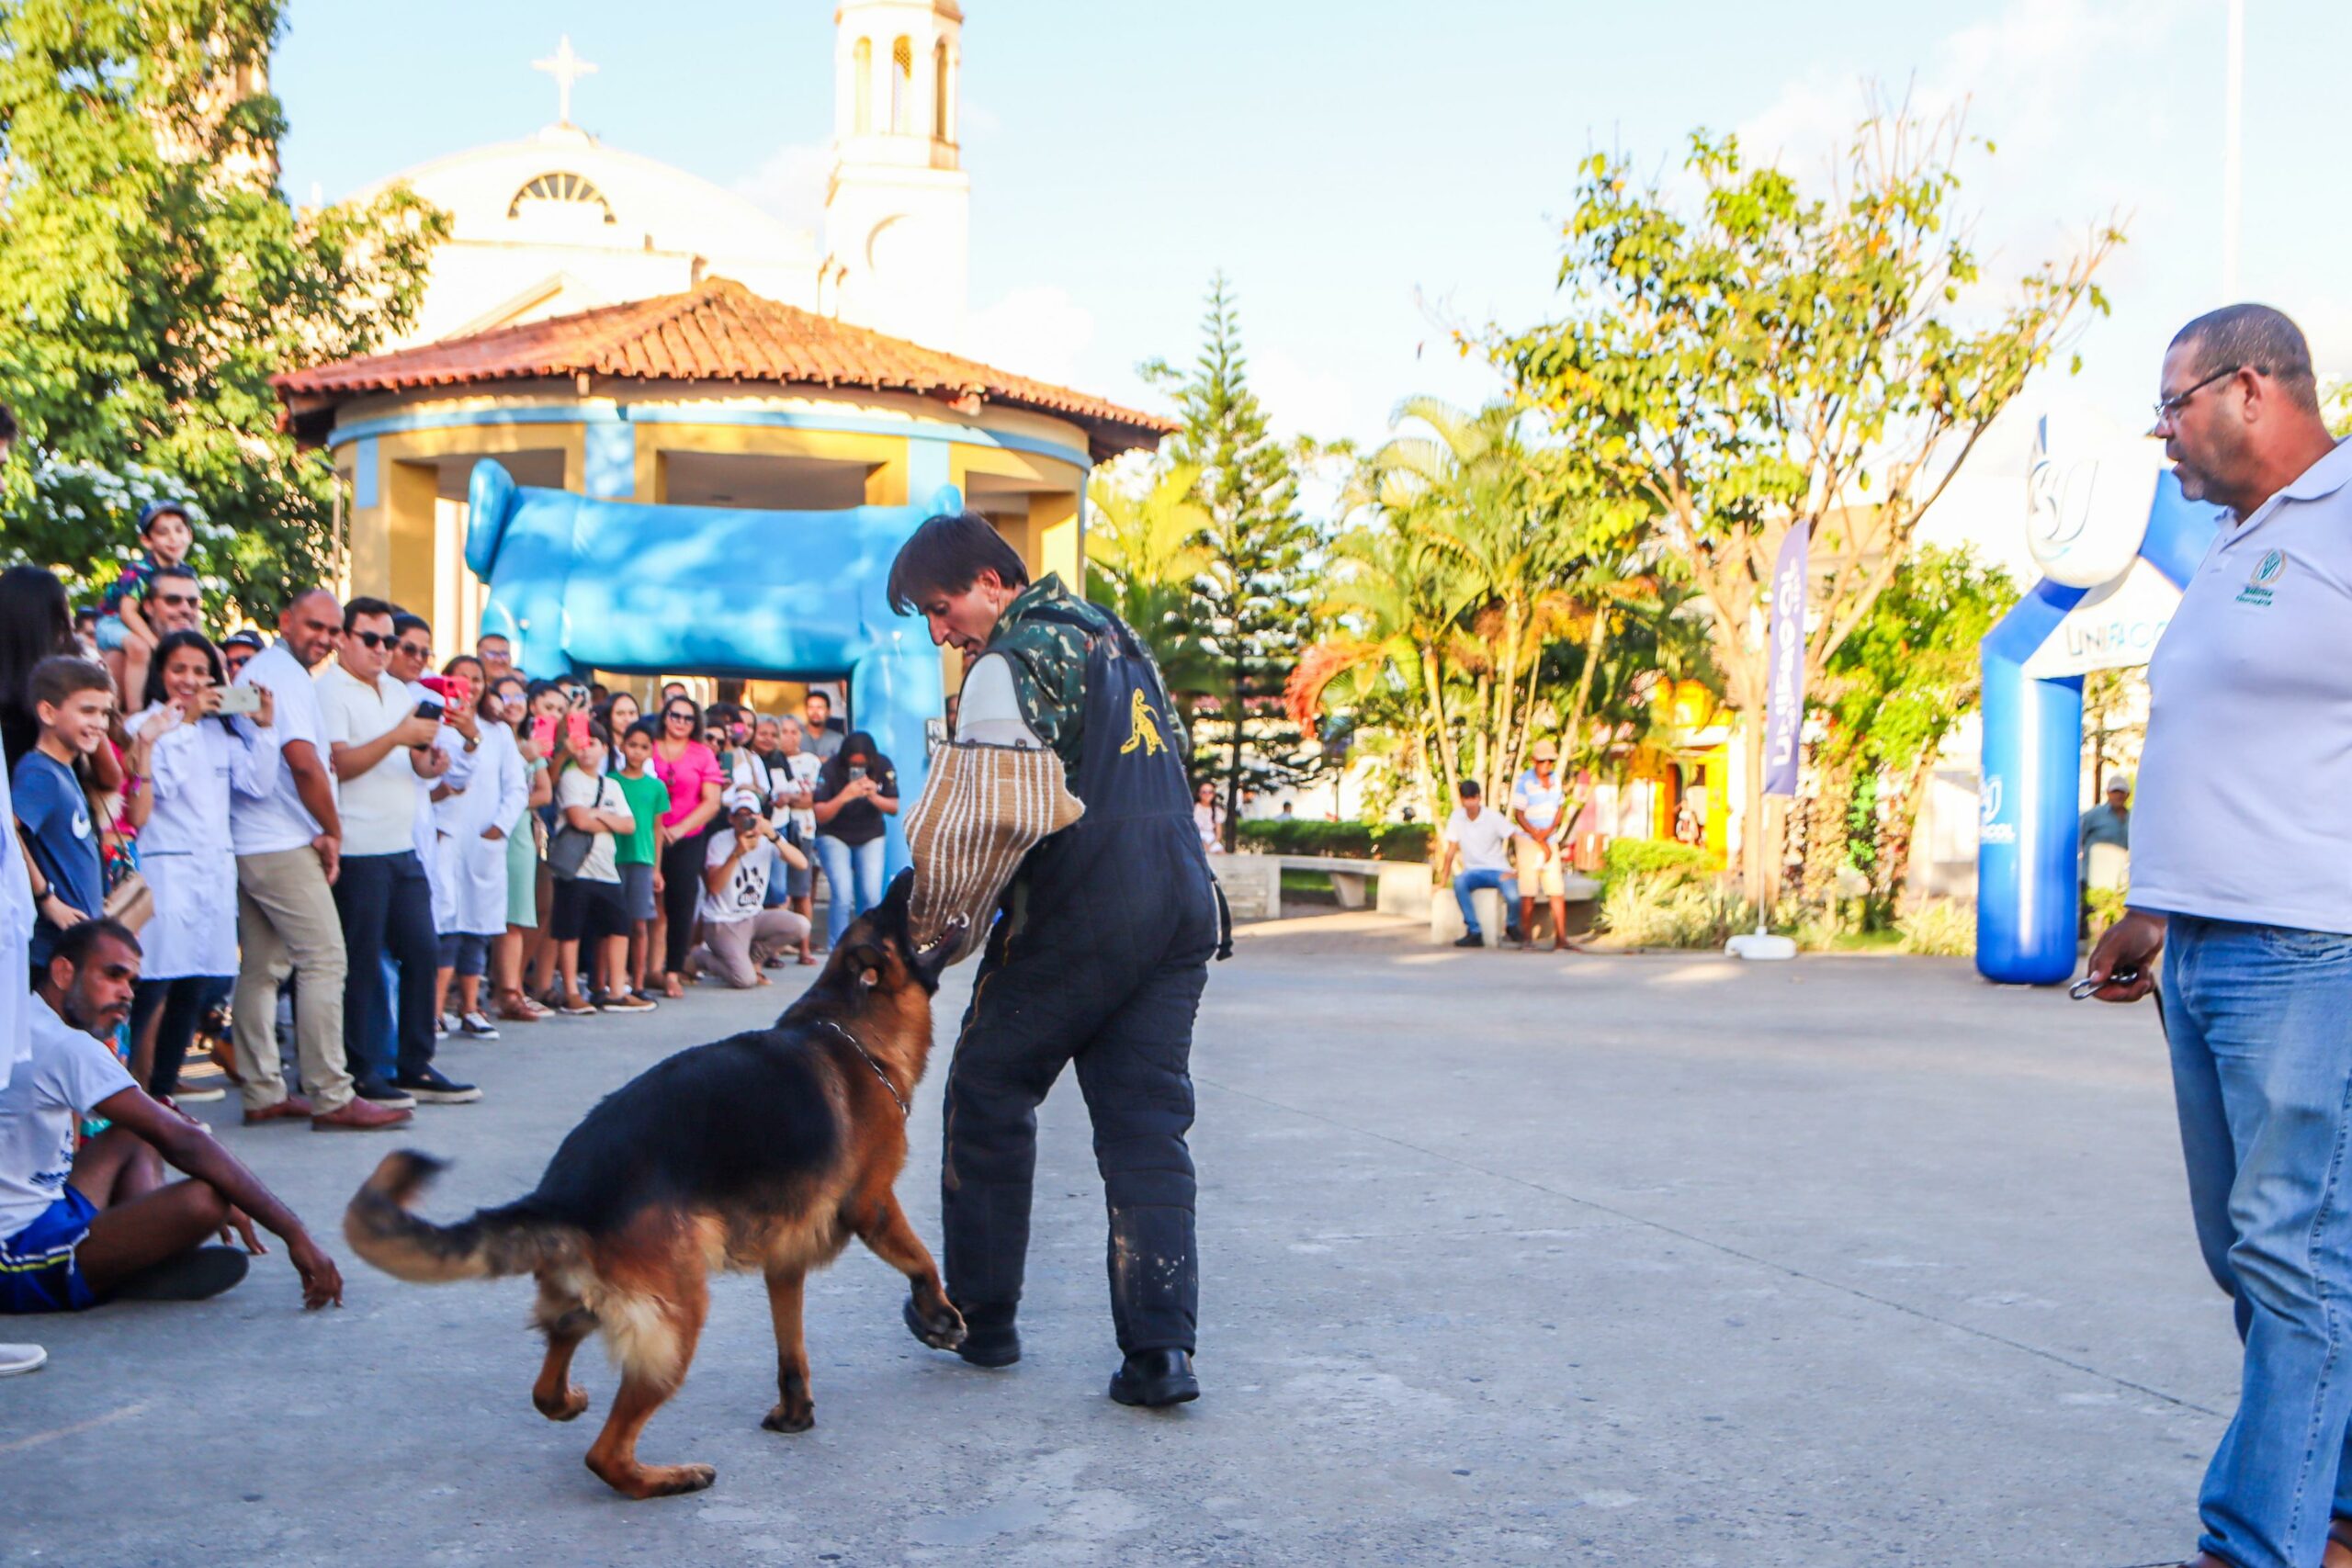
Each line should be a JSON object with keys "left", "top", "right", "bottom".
{"left": 822, "top": 0, "right": 970, "bottom": 352}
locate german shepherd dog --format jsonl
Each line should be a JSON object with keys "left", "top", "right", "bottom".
{"left": 344, "top": 874, "right": 967, "bottom": 1499}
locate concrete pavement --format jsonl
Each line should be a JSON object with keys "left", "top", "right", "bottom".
{"left": 1, "top": 915, "right": 2230, "bottom": 1565}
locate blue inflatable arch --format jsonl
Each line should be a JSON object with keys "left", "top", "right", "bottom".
{"left": 1973, "top": 474, "right": 2218, "bottom": 984}
{"left": 465, "top": 458, "right": 951, "bottom": 876}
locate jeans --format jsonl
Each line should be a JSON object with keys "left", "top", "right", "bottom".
{"left": 815, "top": 834, "right": 886, "bottom": 947}
{"left": 332, "top": 851, "right": 439, "bottom": 1087}
{"left": 1452, "top": 868, "right": 1509, "bottom": 935}
{"left": 2164, "top": 913, "right": 2352, "bottom": 1568}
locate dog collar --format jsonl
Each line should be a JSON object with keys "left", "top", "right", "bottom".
{"left": 817, "top": 1020, "right": 908, "bottom": 1119}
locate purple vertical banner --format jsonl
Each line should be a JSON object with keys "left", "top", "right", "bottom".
{"left": 1762, "top": 521, "right": 1808, "bottom": 797}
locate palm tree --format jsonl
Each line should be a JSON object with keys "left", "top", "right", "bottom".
{"left": 1085, "top": 460, "right": 1216, "bottom": 706}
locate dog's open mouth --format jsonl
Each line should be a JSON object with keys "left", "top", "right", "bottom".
{"left": 914, "top": 915, "right": 970, "bottom": 962}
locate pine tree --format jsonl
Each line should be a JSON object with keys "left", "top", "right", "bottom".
{"left": 0, "top": 0, "right": 446, "bottom": 621}
{"left": 1141, "top": 274, "right": 1321, "bottom": 845}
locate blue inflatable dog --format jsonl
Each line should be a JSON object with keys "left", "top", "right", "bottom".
{"left": 464, "top": 458, "right": 948, "bottom": 874}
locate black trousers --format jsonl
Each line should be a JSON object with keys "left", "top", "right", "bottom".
{"left": 942, "top": 919, "right": 1213, "bottom": 1355}
{"left": 333, "top": 850, "right": 438, "bottom": 1086}
{"left": 130, "top": 975, "right": 231, "bottom": 1097}
{"left": 660, "top": 827, "right": 710, "bottom": 975}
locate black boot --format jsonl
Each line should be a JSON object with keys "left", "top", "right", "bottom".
{"left": 1108, "top": 1348, "right": 1198, "bottom": 1407}
{"left": 910, "top": 1296, "right": 1020, "bottom": 1368}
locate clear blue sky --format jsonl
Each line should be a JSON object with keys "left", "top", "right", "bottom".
{"left": 274, "top": 0, "right": 2348, "bottom": 465}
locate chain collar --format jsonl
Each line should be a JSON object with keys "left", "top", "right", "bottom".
{"left": 815, "top": 1019, "right": 908, "bottom": 1119}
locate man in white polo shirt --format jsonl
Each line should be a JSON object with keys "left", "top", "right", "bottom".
{"left": 2087, "top": 304, "right": 2352, "bottom": 1568}
{"left": 230, "top": 590, "right": 406, "bottom": 1133}
{"left": 1436, "top": 779, "right": 1516, "bottom": 949}
{"left": 316, "top": 598, "right": 477, "bottom": 1108}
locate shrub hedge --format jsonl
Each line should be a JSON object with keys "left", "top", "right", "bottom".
{"left": 1600, "top": 839, "right": 1713, "bottom": 886}
{"left": 1233, "top": 818, "right": 1435, "bottom": 863}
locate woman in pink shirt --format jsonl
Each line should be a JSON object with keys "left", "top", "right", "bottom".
{"left": 650, "top": 694, "right": 724, "bottom": 996}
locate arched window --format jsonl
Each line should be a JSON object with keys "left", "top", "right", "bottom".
{"left": 889, "top": 35, "right": 912, "bottom": 134}
{"left": 933, "top": 39, "right": 950, "bottom": 140}
{"left": 853, "top": 37, "right": 872, "bottom": 133}
{"left": 508, "top": 170, "right": 614, "bottom": 223}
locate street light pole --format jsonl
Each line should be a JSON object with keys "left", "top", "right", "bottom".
{"left": 2222, "top": 0, "right": 2245, "bottom": 299}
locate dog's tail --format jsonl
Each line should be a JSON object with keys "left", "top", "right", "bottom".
{"left": 344, "top": 1151, "right": 573, "bottom": 1284}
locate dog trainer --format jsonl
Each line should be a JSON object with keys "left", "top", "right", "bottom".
{"left": 888, "top": 510, "right": 1224, "bottom": 1408}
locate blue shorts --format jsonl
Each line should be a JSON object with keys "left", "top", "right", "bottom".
{"left": 618, "top": 861, "right": 657, "bottom": 923}
{"left": 0, "top": 1187, "right": 100, "bottom": 1314}
{"left": 95, "top": 614, "right": 130, "bottom": 652}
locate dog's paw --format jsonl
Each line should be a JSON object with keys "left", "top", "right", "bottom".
{"left": 761, "top": 1400, "right": 816, "bottom": 1434}
{"left": 921, "top": 1304, "right": 967, "bottom": 1350}
{"left": 534, "top": 1383, "right": 591, "bottom": 1422}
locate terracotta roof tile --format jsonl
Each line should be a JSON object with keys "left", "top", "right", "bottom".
{"left": 273, "top": 276, "right": 1176, "bottom": 462}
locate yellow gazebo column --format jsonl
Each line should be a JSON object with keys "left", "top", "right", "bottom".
{"left": 339, "top": 440, "right": 436, "bottom": 609}
{"left": 383, "top": 458, "right": 439, "bottom": 615}
{"left": 1028, "top": 489, "right": 1080, "bottom": 591}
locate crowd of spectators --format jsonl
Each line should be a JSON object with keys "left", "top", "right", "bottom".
{"left": 0, "top": 448, "right": 891, "bottom": 1357}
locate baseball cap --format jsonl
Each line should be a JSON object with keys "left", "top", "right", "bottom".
{"left": 220, "top": 628, "right": 266, "bottom": 651}
{"left": 2105, "top": 772, "right": 2132, "bottom": 794}
{"left": 725, "top": 784, "right": 763, "bottom": 814}
{"left": 1531, "top": 739, "right": 1560, "bottom": 761}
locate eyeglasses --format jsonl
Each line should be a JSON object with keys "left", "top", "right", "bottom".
{"left": 347, "top": 630, "right": 392, "bottom": 650}
{"left": 665, "top": 709, "right": 695, "bottom": 722}
{"left": 2153, "top": 365, "right": 2256, "bottom": 426}
{"left": 153, "top": 593, "right": 200, "bottom": 609}
{"left": 396, "top": 642, "right": 432, "bottom": 660}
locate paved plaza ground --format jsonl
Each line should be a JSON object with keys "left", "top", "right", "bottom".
{"left": 3, "top": 914, "right": 2233, "bottom": 1566}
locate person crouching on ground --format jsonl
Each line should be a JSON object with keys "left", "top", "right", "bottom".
{"left": 683, "top": 787, "right": 810, "bottom": 987}
{"left": 0, "top": 919, "right": 342, "bottom": 1314}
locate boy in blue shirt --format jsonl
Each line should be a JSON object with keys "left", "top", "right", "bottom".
{"left": 13, "top": 658, "right": 112, "bottom": 970}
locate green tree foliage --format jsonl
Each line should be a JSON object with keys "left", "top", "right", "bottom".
{"left": 1819, "top": 544, "right": 2017, "bottom": 899}
{"left": 1083, "top": 457, "right": 1215, "bottom": 705}
{"left": 1493, "top": 101, "right": 2119, "bottom": 898}
{"left": 0, "top": 0, "right": 446, "bottom": 622}
{"left": 1299, "top": 396, "right": 1675, "bottom": 821}
{"left": 1142, "top": 274, "right": 1321, "bottom": 840}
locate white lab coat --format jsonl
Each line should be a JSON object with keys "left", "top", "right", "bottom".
{"left": 434, "top": 721, "right": 526, "bottom": 937}
{"left": 0, "top": 750, "right": 30, "bottom": 1089}
{"left": 130, "top": 705, "right": 279, "bottom": 979}
{"left": 409, "top": 680, "right": 476, "bottom": 927}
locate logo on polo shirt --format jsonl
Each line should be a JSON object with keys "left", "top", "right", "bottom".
{"left": 2238, "top": 548, "right": 2286, "bottom": 606}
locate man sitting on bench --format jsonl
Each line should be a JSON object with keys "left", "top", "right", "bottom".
{"left": 0, "top": 919, "right": 343, "bottom": 1314}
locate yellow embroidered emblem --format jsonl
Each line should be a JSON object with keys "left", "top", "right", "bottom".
{"left": 1120, "top": 688, "right": 1166, "bottom": 757}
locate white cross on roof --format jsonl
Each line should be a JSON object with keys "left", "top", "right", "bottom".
{"left": 532, "top": 35, "right": 597, "bottom": 128}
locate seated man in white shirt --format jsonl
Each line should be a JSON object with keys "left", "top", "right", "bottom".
{"left": 0, "top": 919, "right": 342, "bottom": 1315}
{"left": 1436, "top": 779, "right": 1518, "bottom": 948}
{"left": 684, "top": 788, "right": 812, "bottom": 988}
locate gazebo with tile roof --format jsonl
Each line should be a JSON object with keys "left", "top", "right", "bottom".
{"left": 271, "top": 276, "right": 1174, "bottom": 670}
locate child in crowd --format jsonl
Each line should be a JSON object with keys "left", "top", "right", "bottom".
{"left": 610, "top": 720, "right": 668, "bottom": 1005}
{"left": 96, "top": 502, "right": 195, "bottom": 718}
{"left": 547, "top": 719, "right": 646, "bottom": 1015}
{"left": 491, "top": 673, "right": 554, "bottom": 1022}
{"left": 13, "top": 658, "right": 113, "bottom": 968}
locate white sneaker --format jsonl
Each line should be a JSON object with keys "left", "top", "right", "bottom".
{"left": 460, "top": 1012, "right": 501, "bottom": 1041}
{"left": 435, "top": 1013, "right": 455, "bottom": 1041}
{"left": 0, "top": 1343, "right": 47, "bottom": 1376}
